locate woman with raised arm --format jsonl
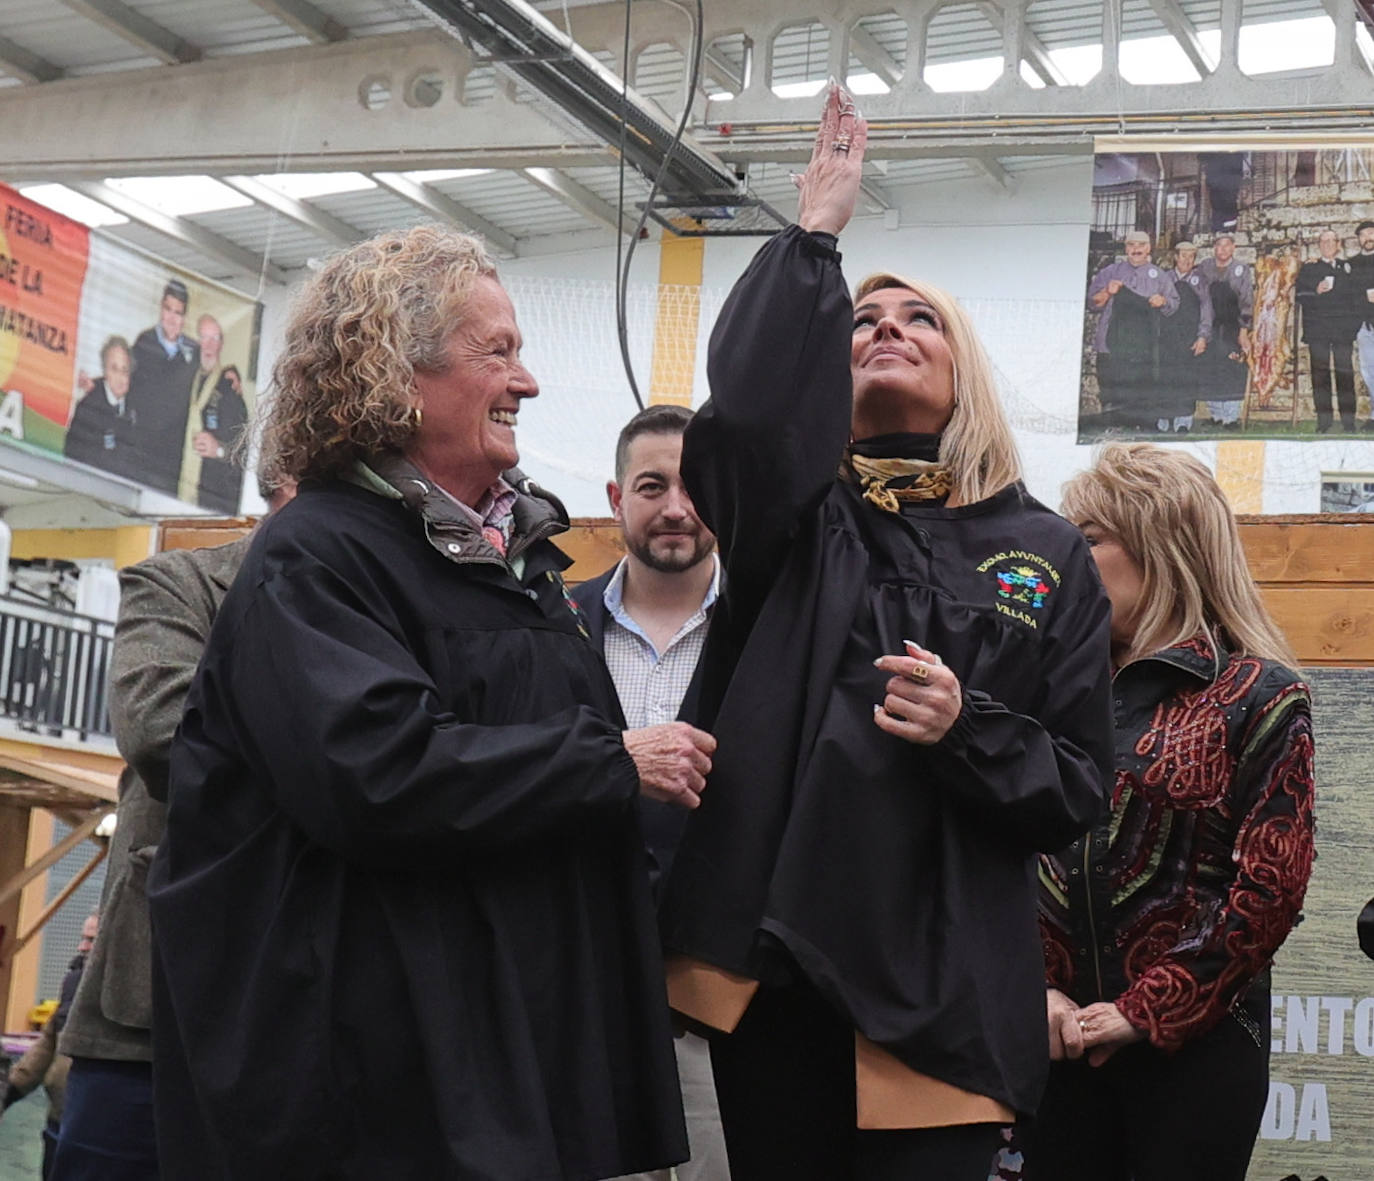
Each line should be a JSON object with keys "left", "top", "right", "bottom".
{"left": 1028, "top": 443, "right": 1316, "bottom": 1181}
{"left": 657, "top": 86, "right": 1115, "bottom": 1180}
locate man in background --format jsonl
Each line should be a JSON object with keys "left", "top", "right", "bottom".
{"left": 1197, "top": 235, "right": 1253, "bottom": 430}
{"left": 64, "top": 337, "right": 138, "bottom": 481}
{"left": 1348, "top": 220, "right": 1374, "bottom": 432}
{"left": 3, "top": 914, "right": 98, "bottom": 1179}
{"left": 573, "top": 404, "right": 729, "bottom": 1181}
{"left": 53, "top": 479, "right": 295, "bottom": 1181}
{"left": 1295, "top": 229, "right": 1361, "bottom": 433}
{"left": 127, "top": 279, "right": 198, "bottom": 497}
{"left": 1087, "top": 230, "right": 1179, "bottom": 431}
{"left": 188, "top": 314, "right": 248, "bottom": 513}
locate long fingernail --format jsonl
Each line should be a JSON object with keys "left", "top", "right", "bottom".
{"left": 903, "top": 638, "right": 920, "bottom": 650}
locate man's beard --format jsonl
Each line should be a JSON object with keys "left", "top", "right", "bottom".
{"left": 628, "top": 531, "right": 712, "bottom": 574}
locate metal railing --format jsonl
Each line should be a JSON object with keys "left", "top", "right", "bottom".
{"left": 0, "top": 595, "right": 113, "bottom": 741}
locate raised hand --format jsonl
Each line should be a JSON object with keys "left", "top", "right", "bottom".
{"left": 796, "top": 82, "right": 869, "bottom": 238}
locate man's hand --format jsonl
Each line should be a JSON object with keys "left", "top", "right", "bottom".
{"left": 192, "top": 431, "right": 222, "bottom": 458}
{"left": 1239, "top": 327, "right": 1252, "bottom": 355}
{"left": 623, "top": 722, "right": 716, "bottom": 810}
{"left": 1047, "top": 989, "right": 1085, "bottom": 1062}
{"left": 1076, "top": 1001, "right": 1146, "bottom": 1067}
{"left": 1106, "top": 279, "right": 1124, "bottom": 296}
{"left": 1090, "top": 289, "right": 1111, "bottom": 309}
{"left": 1147, "top": 293, "right": 1167, "bottom": 309}
{"left": 871, "top": 640, "right": 961, "bottom": 745}
{"left": 76, "top": 370, "right": 94, "bottom": 394}
{"left": 1191, "top": 337, "right": 1207, "bottom": 356}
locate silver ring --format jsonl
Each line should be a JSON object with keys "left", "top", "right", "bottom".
{"left": 832, "top": 144, "right": 850, "bottom": 154}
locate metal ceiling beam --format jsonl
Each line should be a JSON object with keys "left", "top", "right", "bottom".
{"left": 848, "top": 25, "right": 902, "bottom": 87}
{"left": 978, "top": 2, "right": 1067, "bottom": 87}
{"left": 1148, "top": 0, "right": 1216, "bottom": 77}
{"left": 971, "top": 154, "right": 1015, "bottom": 192}
{"left": 520, "top": 167, "right": 638, "bottom": 236}
{"left": 221, "top": 175, "right": 361, "bottom": 249}
{"left": 59, "top": 0, "right": 202, "bottom": 65}
{"left": 409, "top": 0, "right": 739, "bottom": 200}
{"left": 69, "top": 181, "right": 288, "bottom": 285}
{"left": 0, "top": 34, "right": 611, "bottom": 182}
{"left": 703, "top": 45, "right": 745, "bottom": 94}
{"left": 244, "top": 0, "right": 348, "bottom": 44}
{"left": 370, "top": 172, "right": 519, "bottom": 257}
{"left": 0, "top": 35, "right": 60, "bottom": 84}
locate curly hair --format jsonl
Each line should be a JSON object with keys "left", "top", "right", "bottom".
{"left": 258, "top": 224, "right": 497, "bottom": 485}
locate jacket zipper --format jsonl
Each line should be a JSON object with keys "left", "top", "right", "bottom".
{"left": 1082, "top": 840, "right": 1105, "bottom": 1001}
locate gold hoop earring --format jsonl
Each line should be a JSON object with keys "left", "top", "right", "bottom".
{"left": 411, "top": 405, "right": 423, "bottom": 430}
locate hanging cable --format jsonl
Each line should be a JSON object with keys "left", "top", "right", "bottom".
{"left": 614, "top": 0, "right": 706, "bottom": 411}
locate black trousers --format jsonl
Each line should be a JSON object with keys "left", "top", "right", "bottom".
{"left": 1308, "top": 337, "right": 1356, "bottom": 422}
{"left": 1022, "top": 1003, "right": 1269, "bottom": 1181}
{"left": 709, "top": 979, "right": 1005, "bottom": 1181}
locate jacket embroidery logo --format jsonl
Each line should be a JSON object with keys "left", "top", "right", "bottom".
{"left": 977, "top": 550, "right": 1060, "bottom": 629}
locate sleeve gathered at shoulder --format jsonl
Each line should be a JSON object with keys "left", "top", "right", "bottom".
{"left": 683, "top": 225, "right": 855, "bottom": 626}
{"left": 926, "top": 525, "right": 1114, "bottom": 851}
{"left": 204, "top": 548, "right": 641, "bottom": 867}
{"left": 1116, "top": 668, "right": 1315, "bottom": 1051}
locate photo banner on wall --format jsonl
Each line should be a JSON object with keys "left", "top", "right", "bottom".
{"left": 1078, "top": 147, "right": 1374, "bottom": 442}
{"left": 0, "top": 182, "right": 261, "bottom": 513}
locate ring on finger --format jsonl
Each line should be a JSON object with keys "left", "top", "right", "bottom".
{"left": 906, "top": 663, "right": 930, "bottom": 684}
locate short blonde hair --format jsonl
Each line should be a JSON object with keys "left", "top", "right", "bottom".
{"left": 854, "top": 272, "right": 1021, "bottom": 505}
{"left": 1061, "top": 443, "right": 1297, "bottom": 668}
{"left": 260, "top": 224, "right": 497, "bottom": 484}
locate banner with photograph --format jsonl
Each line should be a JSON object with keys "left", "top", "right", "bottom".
{"left": 1078, "top": 148, "right": 1374, "bottom": 441}
{"left": 0, "top": 182, "right": 260, "bottom": 513}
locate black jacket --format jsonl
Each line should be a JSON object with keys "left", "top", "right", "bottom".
{"left": 127, "top": 327, "right": 197, "bottom": 496}
{"left": 149, "top": 464, "right": 686, "bottom": 1180}
{"left": 572, "top": 564, "right": 711, "bottom": 891}
{"left": 63, "top": 382, "right": 138, "bottom": 480}
{"left": 659, "top": 226, "right": 1114, "bottom": 1116}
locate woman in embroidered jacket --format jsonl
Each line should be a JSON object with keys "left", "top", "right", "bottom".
{"left": 657, "top": 86, "right": 1114, "bottom": 1179}
{"left": 1027, "top": 443, "right": 1316, "bottom": 1181}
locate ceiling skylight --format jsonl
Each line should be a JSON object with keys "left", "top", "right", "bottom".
{"left": 18, "top": 184, "right": 128, "bottom": 228}
{"left": 104, "top": 175, "right": 252, "bottom": 216}
{"left": 255, "top": 172, "right": 378, "bottom": 199}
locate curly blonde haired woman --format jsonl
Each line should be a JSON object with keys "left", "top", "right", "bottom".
{"left": 1027, "top": 443, "right": 1316, "bottom": 1181}
{"left": 149, "top": 225, "right": 711, "bottom": 1179}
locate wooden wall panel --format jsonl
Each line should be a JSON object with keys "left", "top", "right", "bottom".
{"left": 154, "top": 514, "right": 1374, "bottom": 666}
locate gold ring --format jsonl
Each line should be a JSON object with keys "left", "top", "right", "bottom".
{"left": 1078, "top": 1018, "right": 1087, "bottom": 1030}
{"left": 906, "top": 663, "right": 929, "bottom": 684}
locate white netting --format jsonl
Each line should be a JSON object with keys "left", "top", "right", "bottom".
{"left": 503, "top": 276, "right": 1374, "bottom": 517}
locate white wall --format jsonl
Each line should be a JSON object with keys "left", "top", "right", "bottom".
{"left": 250, "top": 159, "right": 1374, "bottom": 517}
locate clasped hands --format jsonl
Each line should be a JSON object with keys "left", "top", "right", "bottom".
{"left": 1046, "top": 988, "right": 1145, "bottom": 1067}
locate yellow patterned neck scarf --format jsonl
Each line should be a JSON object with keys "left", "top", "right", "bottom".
{"left": 841, "top": 450, "right": 954, "bottom": 513}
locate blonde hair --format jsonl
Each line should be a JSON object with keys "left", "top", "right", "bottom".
{"left": 1061, "top": 443, "right": 1297, "bottom": 668}
{"left": 259, "top": 224, "right": 497, "bottom": 484}
{"left": 854, "top": 272, "right": 1021, "bottom": 504}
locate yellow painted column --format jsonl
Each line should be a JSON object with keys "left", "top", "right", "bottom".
{"left": 113, "top": 524, "right": 155, "bottom": 569}
{"left": 1214, "top": 441, "right": 1265, "bottom": 514}
{"left": 648, "top": 230, "right": 705, "bottom": 407}
{"left": 5, "top": 809, "right": 54, "bottom": 1029}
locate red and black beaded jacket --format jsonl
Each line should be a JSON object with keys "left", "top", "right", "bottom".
{"left": 1038, "top": 632, "right": 1315, "bottom": 1053}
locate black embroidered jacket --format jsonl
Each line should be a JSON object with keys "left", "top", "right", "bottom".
{"left": 1039, "top": 633, "right": 1315, "bottom": 1051}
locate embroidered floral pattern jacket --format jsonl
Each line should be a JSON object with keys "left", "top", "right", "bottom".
{"left": 1038, "top": 634, "right": 1315, "bottom": 1052}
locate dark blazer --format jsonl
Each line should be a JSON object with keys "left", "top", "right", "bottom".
{"left": 573, "top": 563, "right": 714, "bottom": 891}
